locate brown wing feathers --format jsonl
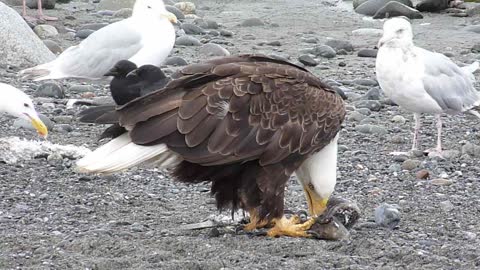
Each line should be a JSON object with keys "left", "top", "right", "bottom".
{"left": 113, "top": 54, "right": 345, "bottom": 220}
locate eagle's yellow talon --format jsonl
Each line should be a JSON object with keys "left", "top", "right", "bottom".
{"left": 266, "top": 216, "right": 316, "bottom": 238}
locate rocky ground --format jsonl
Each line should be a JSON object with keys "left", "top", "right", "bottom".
{"left": 1, "top": 0, "right": 480, "bottom": 269}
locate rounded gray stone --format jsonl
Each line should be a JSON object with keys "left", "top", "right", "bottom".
{"left": 36, "top": 82, "right": 65, "bottom": 98}
{"left": 199, "top": 43, "right": 230, "bottom": 57}
{"left": 175, "top": 35, "right": 202, "bottom": 46}
{"left": 355, "top": 0, "right": 413, "bottom": 16}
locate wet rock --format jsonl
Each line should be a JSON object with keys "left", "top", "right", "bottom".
{"left": 401, "top": 159, "right": 420, "bottom": 170}
{"left": 355, "top": 124, "right": 388, "bottom": 135}
{"left": 166, "top": 5, "right": 186, "bottom": 21}
{"left": 97, "top": 0, "right": 135, "bottom": 11}
{"left": 354, "top": 100, "right": 382, "bottom": 111}
{"left": 43, "top": 39, "right": 62, "bottom": 55}
{"left": 36, "top": 82, "right": 65, "bottom": 98}
{"left": 357, "top": 49, "right": 378, "bottom": 58}
{"left": 181, "top": 23, "right": 206, "bottom": 35}
{"left": 325, "top": 39, "right": 354, "bottom": 52}
{"left": 75, "top": 29, "right": 95, "bottom": 39}
{"left": 373, "top": 2, "right": 424, "bottom": 19}
{"left": 174, "top": 2, "right": 196, "bottom": 14}
{"left": 175, "top": 35, "right": 202, "bottom": 46}
{"left": 304, "top": 45, "right": 336, "bottom": 58}
{"left": 164, "top": 56, "right": 188, "bottom": 66}
{"left": 375, "top": 203, "right": 400, "bottom": 229}
{"left": 439, "top": 200, "right": 454, "bottom": 212}
{"left": 355, "top": 0, "right": 413, "bottom": 16}
{"left": 298, "top": 54, "right": 318, "bottom": 66}
{"left": 33, "top": 25, "right": 58, "bottom": 39}
{"left": 113, "top": 8, "right": 132, "bottom": 18}
{"left": 416, "top": 0, "right": 449, "bottom": 12}
{"left": 239, "top": 18, "right": 264, "bottom": 27}
{"left": 391, "top": 115, "right": 406, "bottom": 124}
{"left": 416, "top": 169, "right": 430, "bottom": 180}
{"left": 199, "top": 43, "right": 230, "bottom": 57}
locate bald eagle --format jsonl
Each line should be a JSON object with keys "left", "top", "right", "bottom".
{"left": 76, "top": 54, "right": 346, "bottom": 238}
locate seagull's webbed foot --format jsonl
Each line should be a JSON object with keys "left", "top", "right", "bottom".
{"left": 38, "top": 14, "right": 58, "bottom": 21}
{"left": 425, "top": 148, "right": 444, "bottom": 158}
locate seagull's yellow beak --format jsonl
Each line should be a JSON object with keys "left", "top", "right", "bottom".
{"left": 29, "top": 115, "right": 48, "bottom": 138}
{"left": 162, "top": 12, "right": 178, "bottom": 24}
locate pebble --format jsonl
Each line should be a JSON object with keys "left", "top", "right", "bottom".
{"left": 472, "top": 44, "right": 480, "bottom": 53}
{"left": 461, "top": 142, "right": 480, "bottom": 157}
{"left": 68, "top": 84, "right": 95, "bottom": 93}
{"left": 352, "top": 28, "right": 383, "bottom": 37}
{"left": 240, "top": 18, "right": 264, "bottom": 27}
{"left": 375, "top": 203, "right": 400, "bottom": 229}
{"left": 355, "top": 124, "right": 388, "bottom": 135}
{"left": 355, "top": 0, "right": 413, "bottom": 16}
{"left": 113, "top": 8, "right": 132, "bottom": 18}
{"left": 304, "top": 45, "right": 336, "bottom": 59}
{"left": 391, "top": 115, "right": 406, "bottom": 124}
{"left": 219, "top": 29, "right": 233, "bottom": 37}
{"left": 363, "top": 87, "right": 381, "bottom": 100}
{"left": 174, "top": 2, "right": 196, "bottom": 15}
{"left": 373, "top": 2, "right": 423, "bottom": 19}
{"left": 347, "top": 111, "right": 366, "bottom": 122}
{"left": 199, "top": 43, "right": 230, "bottom": 57}
{"left": 55, "top": 124, "right": 73, "bottom": 133}
{"left": 416, "top": 169, "right": 430, "bottom": 180}
{"left": 75, "top": 29, "right": 95, "bottom": 39}
{"left": 33, "top": 24, "right": 58, "bottom": 39}
{"left": 354, "top": 79, "right": 378, "bottom": 87}
{"left": 430, "top": 178, "right": 454, "bottom": 186}
{"left": 401, "top": 159, "right": 420, "bottom": 171}
{"left": 357, "top": 49, "right": 378, "bottom": 58}
{"left": 416, "top": 0, "right": 449, "bottom": 12}
{"left": 165, "top": 5, "right": 186, "bottom": 20}
{"left": 175, "top": 35, "right": 202, "bottom": 46}
{"left": 325, "top": 39, "right": 354, "bottom": 52}
{"left": 354, "top": 100, "right": 382, "bottom": 111}
{"left": 43, "top": 40, "right": 62, "bottom": 55}
{"left": 208, "top": 228, "right": 220, "bottom": 237}
{"left": 164, "top": 56, "right": 188, "bottom": 66}
{"left": 298, "top": 54, "right": 318, "bottom": 66}
{"left": 194, "top": 19, "right": 219, "bottom": 29}
{"left": 356, "top": 108, "right": 371, "bottom": 116}
{"left": 439, "top": 200, "right": 454, "bottom": 212}
{"left": 388, "top": 163, "right": 402, "bottom": 172}
{"left": 442, "top": 150, "right": 461, "bottom": 159}
{"left": 47, "top": 152, "right": 63, "bottom": 166}
{"left": 266, "top": 40, "right": 281, "bottom": 46}
{"left": 390, "top": 135, "right": 405, "bottom": 144}
{"left": 181, "top": 23, "right": 206, "bottom": 35}
{"left": 36, "top": 82, "right": 65, "bottom": 98}
{"left": 302, "top": 37, "right": 319, "bottom": 44}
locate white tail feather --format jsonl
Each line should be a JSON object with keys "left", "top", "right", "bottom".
{"left": 462, "top": 61, "right": 479, "bottom": 82}
{"left": 76, "top": 133, "right": 177, "bottom": 174}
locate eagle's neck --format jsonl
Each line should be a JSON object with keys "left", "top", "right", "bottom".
{"left": 295, "top": 134, "right": 338, "bottom": 201}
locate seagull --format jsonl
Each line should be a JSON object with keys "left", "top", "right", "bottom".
{"left": 376, "top": 17, "right": 479, "bottom": 157}
{"left": 22, "top": 0, "right": 58, "bottom": 21}
{"left": 19, "top": 0, "right": 177, "bottom": 81}
{"left": 0, "top": 83, "right": 48, "bottom": 138}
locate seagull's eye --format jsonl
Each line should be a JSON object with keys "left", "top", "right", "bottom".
{"left": 147, "top": 5, "right": 152, "bottom": 9}
{"left": 23, "top": 103, "right": 30, "bottom": 108}
{"left": 396, "top": 29, "right": 404, "bottom": 34}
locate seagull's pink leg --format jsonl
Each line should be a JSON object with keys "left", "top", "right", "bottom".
{"left": 37, "top": 0, "right": 58, "bottom": 21}
{"left": 412, "top": 113, "right": 421, "bottom": 151}
{"left": 22, "top": 0, "right": 39, "bottom": 23}
{"left": 427, "top": 114, "right": 444, "bottom": 158}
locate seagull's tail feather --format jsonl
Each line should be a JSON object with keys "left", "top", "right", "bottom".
{"left": 19, "top": 63, "right": 54, "bottom": 81}
{"left": 462, "top": 61, "right": 479, "bottom": 82}
{"left": 76, "top": 133, "right": 180, "bottom": 174}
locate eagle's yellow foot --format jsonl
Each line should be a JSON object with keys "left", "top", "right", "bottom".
{"left": 266, "top": 216, "right": 316, "bottom": 238}
{"left": 243, "top": 209, "right": 272, "bottom": 231}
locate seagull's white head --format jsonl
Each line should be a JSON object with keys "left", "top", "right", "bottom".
{"left": 378, "top": 17, "right": 413, "bottom": 49}
{"left": 0, "top": 83, "right": 48, "bottom": 138}
{"left": 133, "top": 0, "right": 178, "bottom": 24}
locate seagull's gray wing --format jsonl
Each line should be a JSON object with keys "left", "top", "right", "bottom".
{"left": 420, "top": 48, "right": 480, "bottom": 113}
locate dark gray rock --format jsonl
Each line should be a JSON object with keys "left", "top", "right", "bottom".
{"left": 78, "top": 23, "right": 109, "bottom": 31}
{"left": 219, "top": 29, "right": 233, "bottom": 37}
{"left": 298, "top": 54, "right": 318, "bottom": 66}
{"left": 199, "top": 43, "right": 230, "bottom": 57}
{"left": 26, "top": 0, "right": 55, "bottom": 9}
{"left": 239, "top": 18, "right": 264, "bottom": 27}
{"left": 375, "top": 204, "right": 400, "bottom": 229}
{"left": 353, "top": 0, "right": 370, "bottom": 9}
{"left": 416, "top": 0, "right": 449, "bottom": 12}
{"left": 305, "top": 45, "right": 336, "bottom": 58}
{"left": 43, "top": 39, "right": 62, "bottom": 54}
{"left": 373, "top": 2, "right": 424, "bottom": 19}
{"left": 175, "top": 35, "right": 202, "bottom": 46}
{"left": 266, "top": 40, "right": 282, "bottom": 46}
{"left": 473, "top": 43, "right": 480, "bottom": 53}
{"left": 164, "top": 56, "right": 188, "bottom": 66}
{"left": 358, "top": 48, "right": 378, "bottom": 58}
{"left": 75, "top": 29, "right": 95, "bottom": 39}
{"left": 355, "top": 0, "right": 413, "bottom": 16}
{"left": 354, "top": 79, "right": 378, "bottom": 87}
{"left": 363, "top": 87, "right": 381, "bottom": 100}
{"left": 325, "top": 39, "right": 354, "bottom": 52}
{"left": 194, "top": 18, "right": 219, "bottom": 29}
{"left": 165, "top": 5, "right": 185, "bottom": 21}
{"left": 55, "top": 124, "right": 73, "bottom": 133}
{"left": 181, "top": 23, "right": 206, "bottom": 35}
{"left": 36, "top": 82, "right": 65, "bottom": 98}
